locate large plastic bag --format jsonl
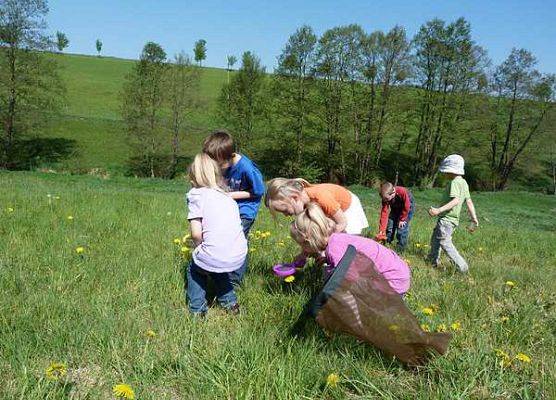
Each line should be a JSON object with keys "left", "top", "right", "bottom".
{"left": 294, "top": 245, "right": 451, "bottom": 366}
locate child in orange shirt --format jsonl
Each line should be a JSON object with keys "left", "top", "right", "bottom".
{"left": 265, "top": 178, "right": 369, "bottom": 234}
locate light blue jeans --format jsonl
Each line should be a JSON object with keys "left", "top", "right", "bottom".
{"left": 186, "top": 261, "right": 237, "bottom": 314}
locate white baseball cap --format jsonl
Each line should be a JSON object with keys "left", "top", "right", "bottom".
{"left": 439, "top": 154, "right": 465, "bottom": 175}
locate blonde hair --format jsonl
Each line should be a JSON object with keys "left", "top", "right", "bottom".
{"left": 265, "top": 177, "right": 312, "bottom": 211}
{"left": 188, "top": 153, "right": 225, "bottom": 190}
{"left": 290, "top": 202, "right": 335, "bottom": 254}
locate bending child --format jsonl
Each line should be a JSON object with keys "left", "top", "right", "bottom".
{"left": 203, "top": 130, "right": 264, "bottom": 285}
{"left": 374, "top": 182, "right": 414, "bottom": 251}
{"left": 427, "top": 154, "right": 479, "bottom": 273}
{"left": 185, "top": 153, "right": 247, "bottom": 316}
{"left": 290, "top": 202, "right": 410, "bottom": 296}
{"left": 265, "top": 178, "right": 369, "bottom": 235}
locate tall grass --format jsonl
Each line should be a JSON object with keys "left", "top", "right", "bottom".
{"left": 1, "top": 171, "right": 554, "bottom": 399}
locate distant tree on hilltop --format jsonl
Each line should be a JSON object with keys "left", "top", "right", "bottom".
{"left": 96, "top": 38, "right": 102, "bottom": 57}
{"left": 194, "top": 39, "right": 206, "bottom": 66}
{"left": 56, "top": 31, "right": 69, "bottom": 52}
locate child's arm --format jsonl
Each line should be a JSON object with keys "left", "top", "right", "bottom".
{"left": 466, "top": 198, "right": 479, "bottom": 226}
{"left": 228, "top": 167, "right": 264, "bottom": 200}
{"left": 398, "top": 188, "right": 411, "bottom": 228}
{"left": 228, "top": 191, "right": 252, "bottom": 200}
{"left": 331, "top": 209, "right": 348, "bottom": 232}
{"left": 376, "top": 202, "right": 389, "bottom": 239}
{"left": 428, "top": 197, "right": 460, "bottom": 217}
{"left": 189, "top": 218, "right": 203, "bottom": 247}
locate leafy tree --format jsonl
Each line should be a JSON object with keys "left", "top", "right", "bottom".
{"left": 314, "top": 24, "right": 364, "bottom": 181}
{"left": 95, "top": 38, "right": 102, "bottom": 56}
{"left": 412, "top": 18, "right": 488, "bottom": 187}
{"left": 193, "top": 39, "right": 206, "bottom": 66}
{"left": 166, "top": 52, "right": 200, "bottom": 178}
{"left": 121, "top": 42, "right": 167, "bottom": 177}
{"left": 272, "top": 25, "right": 318, "bottom": 176}
{"left": 0, "top": 0, "right": 64, "bottom": 168}
{"left": 217, "top": 51, "right": 266, "bottom": 150}
{"left": 226, "top": 54, "right": 237, "bottom": 84}
{"left": 490, "top": 49, "right": 555, "bottom": 190}
{"left": 55, "top": 30, "right": 68, "bottom": 52}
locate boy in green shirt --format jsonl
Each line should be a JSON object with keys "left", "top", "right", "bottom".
{"left": 428, "top": 154, "right": 479, "bottom": 273}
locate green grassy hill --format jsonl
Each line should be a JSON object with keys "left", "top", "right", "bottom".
{"left": 1, "top": 171, "right": 555, "bottom": 398}
{"left": 41, "top": 53, "right": 228, "bottom": 173}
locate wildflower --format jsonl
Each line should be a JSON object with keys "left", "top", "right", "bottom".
{"left": 500, "top": 315, "right": 510, "bottom": 323}
{"left": 505, "top": 281, "right": 516, "bottom": 288}
{"left": 420, "top": 324, "right": 431, "bottom": 332}
{"left": 284, "top": 275, "right": 295, "bottom": 283}
{"left": 515, "top": 353, "right": 531, "bottom": 363}
{"left": 47, "top": 194, "right": 52, "bottom": 198}
{"left": 145, "top": 329, "right": 156, "bottom": 339}
{"left": 167, "top": 211, "right": 172, "bottom": 216}
{"left": 113, "top": 384, "right": 135, "bottom": 399}
{"left": 45, "top": 362, "right": 67, "bottom": 381}
{"left": 75, "top": 246, "right": 85, "bottom": 254}
{"left": 479, "top": 247, "right": 484, "bottom": 252}
{"left": 173, "top": 238, "right": 181, "bottom": 245}
{"left": 249, "top": 247, "right": 256, "bottom": 253}
{"left": 278, "top": 241, "right": 285, "bottom": 246}
{"left": 182, "top": 234, "right": 191, "bottom": 243}
{"left": 7, "top": 207, "right": 14, "bottom": 213}
{"left": 494, "top": 349, "right": 511, "bottom": 367}
{"left": 180, "top": 246, "right": 190, "bottom": 254}
{"left": 435, "top": 323, "right": 447, "bottom": 333}
{"left": 415, "top": 243, "right": 422, "bottom": 248}
{"left": 450, "top": 321, "right": 461, "bottom": 331}
{"left": 421, "top": 307, "right": 434, "bottom": 316}
{"left": 67, "top": 215, "right": 74, "bottom": 220}
{"left": 404, "top": 258, "right": 411, "bottom": 266}
{"left": 326, "top": 373, "right": 339, "bottom": 388}
{"left": 388, "top": 324, "right": 400, "bottom": 332}
{"left": 430, "top": 304, "right": 440, "bottom": 312}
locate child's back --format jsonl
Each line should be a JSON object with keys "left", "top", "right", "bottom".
{"left": 187, "top": 187, "right": 247, "bottom": 272}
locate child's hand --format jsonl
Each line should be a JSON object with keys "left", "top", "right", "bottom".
{"left": 398, "top": 220, "right": 407, "bottom": 229}
{"left": 374, "top": 232, "right": 387, "bottom": 242}
{"left": 428, "top": 207, "right": 440, "bottom": 217}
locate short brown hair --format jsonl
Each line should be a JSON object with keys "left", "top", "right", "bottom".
{"left": 202, "top": 130, "right": 235, "bottom": 162}
{"left": 380, "top": 182, "right": 394, "bottom": 197}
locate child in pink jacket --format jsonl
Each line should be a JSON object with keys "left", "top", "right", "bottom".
{"left": 290, "top": 202, "right": 410, "bottom": 295}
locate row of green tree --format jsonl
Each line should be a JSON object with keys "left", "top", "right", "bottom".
{"left": 217, "top": 23, "right": 555, "bottom": 190}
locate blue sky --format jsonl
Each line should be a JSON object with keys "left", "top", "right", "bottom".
{"left": 47, "top": 0, "right": 555, "bottom": 73}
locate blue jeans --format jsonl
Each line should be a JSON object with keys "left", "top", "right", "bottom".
{"left": 186, "top": 261, "right": 237, "bottom": 314}
{"left": 229, "top": 217, "right": 254, "bottom": 286}
{"left": 386, "top": 194, "right": 415, "bottom": 251}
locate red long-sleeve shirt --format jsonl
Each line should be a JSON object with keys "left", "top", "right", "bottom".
{"left": 378, "top": 186, "right": 412, "bottom": 233}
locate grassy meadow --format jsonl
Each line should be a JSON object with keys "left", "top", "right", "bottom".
{"left": 1, "top": 171, "right": 555, "bottom": 399}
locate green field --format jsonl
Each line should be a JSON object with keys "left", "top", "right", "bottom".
{"left": 41, "top": 53, "right": 227, "bottom": 173}
{"left": 1, "top": 171, "right": 555, "bottom": 399}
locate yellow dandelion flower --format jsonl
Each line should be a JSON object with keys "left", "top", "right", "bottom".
{"left": 45, "top": 362, "right": 67, "bottom": 381}
{"left": 182, "top": 234, "right": 191, "bottom": 243}
{"left": 145, "top": 329, "right": 156, "bottom": 338}
{"left": 75, "top": 246, "right": 85, "bottom": 254}
{"left": 249, "top": 247, "right": 256, "bottom": 253}
{"left": 180, "top": 246, "right": 190, "bottom": 254}
{"left": 500, "top": 315, "right": 510, "bottom": 323}
{"left": 388, "top": 324, "right": 400, "bottom": 332}
{"left": 113, "top": 384, "right": 135, "bottom": 399}
{"left": 431, "top": 304, "right": 440, "bottom": 312}
{"left": 7, "top": 207, "right": 14, "bottom": 213}
{"left": 67, "top": 215, "right": 74, "bottom": 220}
{"left": 436, "top": 323, "right": 447, "bottom": 333}
{"left": 479, "top": 247, "right": 484, "bottom": 252}
{"left": 494, "top": 348, "right": 512, "bottom": 367}
{"left": 421, "top": 307, "right": 434, "bottom": 316}
{"left": 326, "top": 373, "right": 339, "bottom": 388}
{"left": 515, "top": 353, "right": 531, "bottom": 363}
{"left": 173, "top": 238, "right": 181, "bottom": 245}
{"left": 415, "top": 243, "right": 422, "bottom": 248}
{"left": 278, "top": 241, "right": 285, "bottom": 246}
{"left": 450, "top": 321, "right": 461, "bottom": 331}
{"left": 284, "top": 275, "right": 295, "bottom": 283}
{"left": 505, "top": 281, "right": 516, "bottom": 288}
{"left": 420, "top": 323, "right": 431, "bottom": 332}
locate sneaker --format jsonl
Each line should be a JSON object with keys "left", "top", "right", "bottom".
{"left": 190, "top": 311, "right": 207, "bottom": 319}
{"left": 227, "top": 304, "right": 240, "bottom": 315}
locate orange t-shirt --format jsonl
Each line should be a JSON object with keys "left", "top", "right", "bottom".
{"left": 305, "top": 184, "right": 352, "bottom": 217}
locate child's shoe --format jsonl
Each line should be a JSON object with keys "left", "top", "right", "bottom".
{"left": 227, "top": 304, "right": 240, "bottom": 316}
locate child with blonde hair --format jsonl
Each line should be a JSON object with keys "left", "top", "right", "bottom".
{"left": 265, "top": 178, "right": 369, "bottom": 235}
{"left": 185, "top": 153, "right": 247, "bottom": 316}
{"left": 290, "top": 202, "right": 410, "bottom": 295}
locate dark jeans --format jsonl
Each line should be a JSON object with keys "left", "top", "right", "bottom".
{"left": 186, "top": 261, "right": 237, "bottom": 314}
{"left": 386, "top": 194, "right": 415, "bottom": 251}
{"left": 229, "top": 217, "right": 255, "bottom": 286}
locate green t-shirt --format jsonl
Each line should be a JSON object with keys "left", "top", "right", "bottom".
{"left": 439, "top": 176, "right": 470, "bottom": 226}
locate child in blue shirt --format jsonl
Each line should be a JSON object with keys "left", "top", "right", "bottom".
{"left": 203, "top": 130, "right": 265, "bottom": 285}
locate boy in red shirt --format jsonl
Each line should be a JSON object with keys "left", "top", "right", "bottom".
{"left": 373, "top": 182, "right": 414, "bottom": 251}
